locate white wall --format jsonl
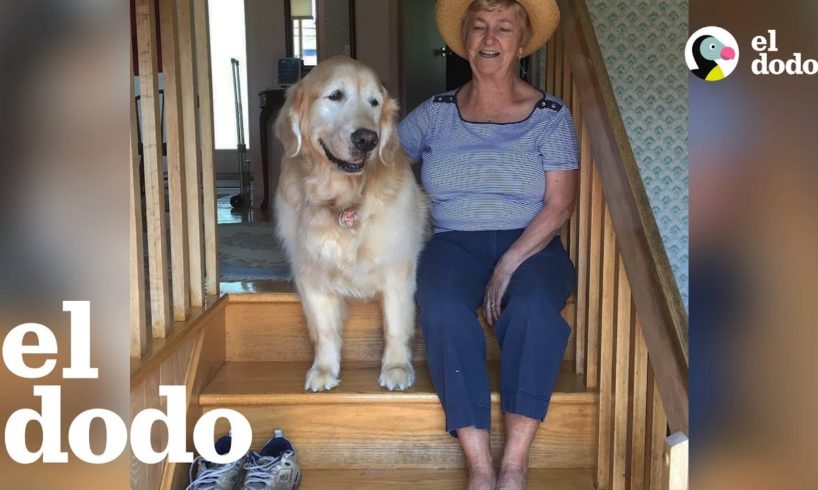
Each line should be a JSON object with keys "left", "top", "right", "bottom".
{"left": 218, "top": 0, "right": 287, "bottom": 208}
{"left": 209, "top": 0, "right": 250, "bottom": 153}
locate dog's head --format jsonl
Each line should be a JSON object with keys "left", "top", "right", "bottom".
{"left": 275, "top": 56, "right": 400, "bottom": 174}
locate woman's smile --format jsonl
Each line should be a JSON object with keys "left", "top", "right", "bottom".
{"left": 466, "top": 9, "right": 522, "bottom": 73}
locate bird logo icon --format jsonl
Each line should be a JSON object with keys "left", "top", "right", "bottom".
{"left": 686, "top": 27, "right": 739, "bottom": 81}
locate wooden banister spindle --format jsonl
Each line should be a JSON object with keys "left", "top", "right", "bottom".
{"left": 177, "top": 0, "right": 206, "bottom": 308}
{"left": 574, "top": 121, "right": 591, "bottom": 376}
{"left": 193, "top": 0, "right": 219, "bottom": 299}
{"left": 531, "top": 44, "right": 546, "bottom": 89}
{"left": 136, "top": 0, "right": 172, "bottom": 336}
{"left": 562, "top": 36, "right": 573, "bottom": 110}
{"left": 596, "top": 207, "right": 617, "bottom": 488}
{"left": 160, "top": 0, "right": 191, "bottom": 322}
{"left": 568, "top": 119, "right": 580, "bottom": 272}
{"left": 586, "top": 161, "right": 604, "bottom": 389}
{"left": 546, "top": 36, "right": 556, "bottom": 95}
{"left": 554, "top": 28, "right": 564, "bottom": 99}
{"left": 571, "top": 79, "right": 583, "bottom": 142}
{"left": 130, "top": 61, "right": 149, "bottom": 358}
{"left": 647, "top": 368, "right": 669, "bottom": 489}
{"left": 557, "top": 48, "right": 570, "bottom": 249}
{"left": 612, "top": 257, "right": 632, "bottom": 489}
{"left": 630, "top": 319, "right": 649, "bottom": 490}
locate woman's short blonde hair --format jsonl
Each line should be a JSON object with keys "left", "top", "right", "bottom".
{"left": 460, "top": 0, "right": 532, "bottom": 55}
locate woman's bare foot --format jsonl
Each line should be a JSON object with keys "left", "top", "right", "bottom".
{"left": 496, "top": 464, "right": 526, "bottom": 490}
{"left": 468, "top": 468, "right": 497, "bottom": 490}
{"left": 457, "top": 427, "right": 495, "bottom": 490}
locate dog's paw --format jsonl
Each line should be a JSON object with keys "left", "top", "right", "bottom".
{"left": 305, "top": 367, "right": 340, "bottom": 392}
{"left": 379, "top": 363, "right": 415, "bottom": 391}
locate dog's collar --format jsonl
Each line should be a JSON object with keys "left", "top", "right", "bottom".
{"left": 337, "top": 207, "right": 359, "bottom": 229}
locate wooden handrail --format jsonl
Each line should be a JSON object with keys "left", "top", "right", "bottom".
{"left": 556, "top": 0, "right": 689, "bottom": 433}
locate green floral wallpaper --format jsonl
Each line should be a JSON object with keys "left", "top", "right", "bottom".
{"left": 585, "top": 0, "right": 689, "bottom": 309}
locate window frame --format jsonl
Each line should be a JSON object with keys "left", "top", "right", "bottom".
{"left": 285, "top": 0, "right": 356, "bottom": 63}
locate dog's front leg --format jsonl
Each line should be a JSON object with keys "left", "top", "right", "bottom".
{"left": 379, "top": 264, "right": 416, "bottom": 391}
{"left": 299, "top": 286, "right": 347, "bottom": 391}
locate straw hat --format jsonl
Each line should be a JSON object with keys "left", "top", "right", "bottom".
{"left": 435, "top": 0, "right": 560, "bottom": 59}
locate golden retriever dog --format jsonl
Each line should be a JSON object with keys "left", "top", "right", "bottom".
{"left": 274, "top": 56, "right": 429, "bottom": 392}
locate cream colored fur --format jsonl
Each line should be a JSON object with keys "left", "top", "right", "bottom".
{"left": 274, "top": 56, "right": 430, "bottom": 392}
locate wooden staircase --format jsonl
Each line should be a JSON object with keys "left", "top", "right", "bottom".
{"left": 201, "top": 292, "right": 595, "bottom": 485}
{"left": 196, "top": 292, "right": 596, "bottom": 488}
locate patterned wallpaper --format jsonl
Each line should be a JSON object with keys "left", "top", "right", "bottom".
{"left": 322, "top": 0, "right": 351, "bottom": 59}
{"left": 585, "top": 0, "right": 689, "bottom": 310}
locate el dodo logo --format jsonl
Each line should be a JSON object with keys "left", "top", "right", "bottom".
{"left": 2, "top": 302, "right": 253, "bottom": 465}
{"left": 686, "top": 26, "right": 738, "bottom": 81}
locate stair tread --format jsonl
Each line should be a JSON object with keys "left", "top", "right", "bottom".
{"left": 200, "top": 360, "right": 593, "bottom": 406}
{"left": 226, "top": 290, "right": 576, "bottom": 304}
{"left": 298, "top": 468, "right": 595, "bottom": 489}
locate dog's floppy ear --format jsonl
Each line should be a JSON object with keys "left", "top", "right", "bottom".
{"left": 377, "top": 94, "right": 400, "bottom": 165}
{"left": 275, "top": 82, "right": 305, "bottom": 157}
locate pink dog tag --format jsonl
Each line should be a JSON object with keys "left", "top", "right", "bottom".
{"left": 338, "top": 208, "right": 358, "bottom": 229}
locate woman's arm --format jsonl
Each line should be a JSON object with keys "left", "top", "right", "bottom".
{"left": 483, "top": 169, "right": 578, "bottom": 325}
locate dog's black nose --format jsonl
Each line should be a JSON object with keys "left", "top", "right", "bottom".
{"left": 351, "top": 128, "right": 378, "bottom": 152}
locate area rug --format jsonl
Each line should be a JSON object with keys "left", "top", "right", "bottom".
{"left": 218, "top": 221, "right": 292, "bottom": 281}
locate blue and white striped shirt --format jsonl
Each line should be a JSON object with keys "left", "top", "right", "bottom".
{"left": 398, "top": 89, "right": 578, "bottom": 234}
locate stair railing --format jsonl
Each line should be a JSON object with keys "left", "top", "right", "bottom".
{"left": 131, "top": 0, "right": 220, "bottom": 359}
{"left": 534, "top": 0, "right": 689, "bottom": 488}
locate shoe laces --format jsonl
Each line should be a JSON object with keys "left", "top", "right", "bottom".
{"left": 243, "top": 450, "right": 297, "bottom": 488}
{"left": 185, "top": 456, "right": 241, "bottom": 490}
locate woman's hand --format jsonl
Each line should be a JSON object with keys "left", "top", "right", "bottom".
{"left": 483, "top": 260, "right": 516, "bottom": 326}
{"left": 483, "top": 170, "right": 578, "bottom": 326}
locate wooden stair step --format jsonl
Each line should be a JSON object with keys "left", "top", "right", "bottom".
{"left": 200, "top": 360, "right": 590, "bottom": 405}
{"left": 200, "top": 361, "right": 596, "bottom": 470}
{"left": 223, "top": 293, "right": 577, "bottom": 363}
{"left": 298, "top": 468, "right": 595, "bottom": 489}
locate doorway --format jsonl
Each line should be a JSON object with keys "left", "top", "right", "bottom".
{"left": 399, "top": 0, "right": 471, "bottom": 115}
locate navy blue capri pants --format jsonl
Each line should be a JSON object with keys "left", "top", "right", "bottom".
{"left": 416, "top": 229, "right": 575, "bottom": 434}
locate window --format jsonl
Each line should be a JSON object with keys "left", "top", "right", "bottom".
{"left": 293, "top": 18, "right": 317, "bottom": 66}
{"left": 291, "top": 0, "right": 317, "bottom": 66}
{"left": 208, "top": 0, "right": 250, "bottom": 150}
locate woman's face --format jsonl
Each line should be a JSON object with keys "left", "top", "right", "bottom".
{"left": 464, "top": 8, "right": 524, "bottom": 77}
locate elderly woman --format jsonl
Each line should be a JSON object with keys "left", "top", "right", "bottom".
{"left": 398, "top": 0, "right": 576, "bottom": 489}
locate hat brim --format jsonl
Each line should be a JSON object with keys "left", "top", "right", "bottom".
{"left": 435, "top": 0, "right": 560, "bottom": 59}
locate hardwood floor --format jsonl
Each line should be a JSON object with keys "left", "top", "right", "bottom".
{"left": 216, "top": 182, "right": 286, "bottom": 294}
{"left": 216, "top": 183, "right": 273, "bottom": 225}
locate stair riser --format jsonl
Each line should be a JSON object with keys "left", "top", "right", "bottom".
{"left": 224, "top": 302, "right": 576, "bottom": 363}
{"left": 206, "top": 400, "right": 595, "bottom": 470}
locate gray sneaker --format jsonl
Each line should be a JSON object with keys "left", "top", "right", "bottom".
{"left": 242, "top": 430, "right": 302, "bottom": 490}
{"left": 186, "top": 435, "right": 246, "bottom": 490}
